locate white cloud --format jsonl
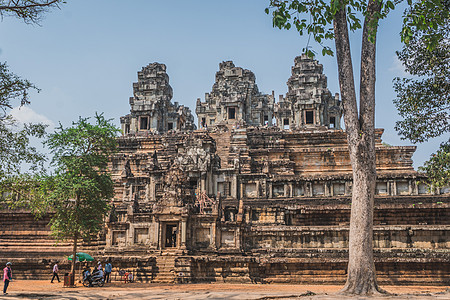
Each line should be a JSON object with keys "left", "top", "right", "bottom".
{"left": 10, "top": 106, "right": 55, "bottom": 130}
{"left": 388, "top": 56, "right": 409, "bottom": 77}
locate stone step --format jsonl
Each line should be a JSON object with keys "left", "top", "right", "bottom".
{"left": 156, "top": 269, "right": 175, "bottom": 273}
{"left": 0, "top": 245, "right": 72, "bottom": 250}
{"left": 0, "top": 253, "right": 73, "bottom": 258}
{"left": 0, "top": 242, "right": 72, "bottom": 247}
{"left": 156, "top": 260, "right": 175, "bottom": 266}
{"left": 155, "top": 266, "right": 175, "bottom": 270}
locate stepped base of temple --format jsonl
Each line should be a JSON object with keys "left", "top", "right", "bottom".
{"left": 1, "top": 210, "right": 448, "bottom": 284}
{"left": 0, "top": 210, "right": 104, "bottom": 280}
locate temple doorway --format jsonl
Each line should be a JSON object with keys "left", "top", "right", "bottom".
{"left": 165, "top": 224, "right": 178, "bottom": 248}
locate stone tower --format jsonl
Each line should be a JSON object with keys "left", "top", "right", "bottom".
{"left": 274, "top": 54, "right": 342, "bottom": 130}
{"left": 196, "top": 61, "right": 274, "bottom": 128}
{"left": 120, "top": 63, "right": 196, "bottom": 135}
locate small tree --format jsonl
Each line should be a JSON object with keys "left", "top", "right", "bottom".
{"left": 45, "top": 113, "right": 119, "bottom": 279}
{"left": 419, "top": 142, "right": 450, "bottom": 190}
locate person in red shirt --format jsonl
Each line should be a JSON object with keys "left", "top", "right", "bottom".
{"left": 3, "top": 262, "right": 12, "bottom": 294}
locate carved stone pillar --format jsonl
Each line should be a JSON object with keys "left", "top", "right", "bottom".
{"left": 201, "top": 175, "right": 206, "bottom": 192}
{"left": 158, "top": 222, "right": 162, "bottom": 250}
{"left": 181, "top": 219, "right": 187, "bottom": 249}
{"left": 210, "top": 223, "right": 216, "bottom": 249}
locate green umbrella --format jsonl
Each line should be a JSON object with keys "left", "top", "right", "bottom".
{"left": 68, "top": 252, "right": 94, "bottom": 262}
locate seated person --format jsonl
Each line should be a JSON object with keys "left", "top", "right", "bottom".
{"left": 83, "top": 268, "right": 93, "bottom": 287}
{"left": 92, "top": 268, "right": 104, "bottom": 281}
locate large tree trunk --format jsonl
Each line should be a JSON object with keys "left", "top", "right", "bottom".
{"left": 71, "top": 194, "right": 80, "bottom": 285}
{"left": 333, "top": 0, "right": 385, "bottom": 295}
{"left": 71, "top": 233, "right": 78, "bottom": 285}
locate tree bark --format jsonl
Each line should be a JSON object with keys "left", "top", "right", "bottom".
{"left": 70, "top": 194, "right": 80, "bottom": 285}
{"left": 333, "top": 0, "right": 385, "bottom": 295}
{"left": 71, "top": 232, "right": 78, "bottom": 286}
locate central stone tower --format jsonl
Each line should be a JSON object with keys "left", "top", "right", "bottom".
{"left": 195, "top": 61, "right": 275, "bottom": 128}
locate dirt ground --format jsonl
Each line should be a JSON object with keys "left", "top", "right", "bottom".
{"left": 0, "top": 280, "right": 448, "bottom": 300}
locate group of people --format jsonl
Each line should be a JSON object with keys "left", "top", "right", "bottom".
{"left": 2, "top": 260, "right": 116, "bottom": 293}
{"left": 49, "top": 260, "right": 112, "bottom": 286}
{"left": 82, "top": 261, "right": 113, "bottom": 287}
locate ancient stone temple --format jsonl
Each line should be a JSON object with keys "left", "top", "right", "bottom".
{"left": 103, "top": 55, "right": 449, "bottom": 284}
{"left": 0, "top": 55, "right": 448, "bottom": 284}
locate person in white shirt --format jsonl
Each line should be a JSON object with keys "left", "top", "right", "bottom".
{"left": 51, "top": 262, "right": 60, "bottom": 283}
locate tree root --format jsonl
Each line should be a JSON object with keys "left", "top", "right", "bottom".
{"left": 339, "top": 281, "right": 389, "bottom": 296}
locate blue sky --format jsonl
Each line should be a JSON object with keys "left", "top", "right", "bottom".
{"left": 0, "top": 0, "right": 445, "bottom": 168}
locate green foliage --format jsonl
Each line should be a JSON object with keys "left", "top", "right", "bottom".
{"left": 0, "top": 117, "right": 47, "bottom": 180}
{"left": 393, "top": 3, "right": 449, "bottom": 189}
{"left": 0, "top": 63, "right": 47, "bottom": 206}
{"left": 45, "top": 113, "right": 119, "bottom": 241}
{"left": 266, "top": 0, "right": 448, "bottom": 56}
{"left": 0, "top": 62, "right": 39, "bottom": 119}
{"left": 400, "top": 0, "right": 449, "bottom": 48}
{"left": 265, "top": 0, "right": 398, "bottom": 56}
{"left": 0, "top": 0, "right": 65, "bottom": 24}
{"left": 0, "top": 0, "right": 65, "bottom": 195}
{"left": 394, "top": 18, "right": 449, "bottom": 143}
{"left": 0, "top": 173, "right": 51, "bottom": 217}
{"left": 419, "top": 140, "right": 450, "bottom": 189}
{"left": 393, "top": 76, "right": 449, "bottom": 143}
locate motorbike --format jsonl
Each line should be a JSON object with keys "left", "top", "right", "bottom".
{"left": 82, "top": 271, "right": 104, "bottom": 287}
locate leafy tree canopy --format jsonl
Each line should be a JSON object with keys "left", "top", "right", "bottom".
{"left": 394, "top": 15, "right": 449, "bottom": 143}
{"left": 0, "top": 119, "right": 46, "bottom": 180}
{"left": 0, "top": 63, "right": 46, "bottom": 185}
{"left": 0, "top": 0, "right": 67, "bottom": 183}
{"left": 419, "top": 141, "right": 450, "bottom": 189}
{"left": 0, "top": 62, "right": 38, "bottom": 119}
{"left": 393, "top": 7, "right": 449, "bottom": 190}
{"left": 45, "top": 113, "right": 119, "bottom": 241}
{"left": 266, "top": 0, "right": 449, "bottom": 57}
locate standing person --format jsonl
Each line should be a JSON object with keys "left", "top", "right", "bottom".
{"left": 104, "top": 261, "right": 112, "bottom": 283}
{"left": 97, "top": 261, "right": 102, "bottom": 271}
{"left": 3, "top": 262, "right": 12, "bottom": 295}
{"left": 51, "top": 261, "right": 60, "bottom": 283}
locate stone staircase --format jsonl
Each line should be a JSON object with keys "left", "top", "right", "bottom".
{"left": 210, "top": 128, "right": 231, "bottom": 169}
{"left": 228, "top": 128, "right": 251, "bottom": 173}
{"left": 153, "top": 255, "right": 177, "bottom": 283}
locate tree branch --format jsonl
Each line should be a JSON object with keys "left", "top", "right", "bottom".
{"left": 0, "top": 0, "right": 60, "bottom": 10}
{"left": 359, "top": 0, "right": 381, "bottom": 135}
{"left": 0, "top": 0, "right": 62, "bottom": 24}
{"left": 333, "top": 5, "right": 359, "bottom": 144}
